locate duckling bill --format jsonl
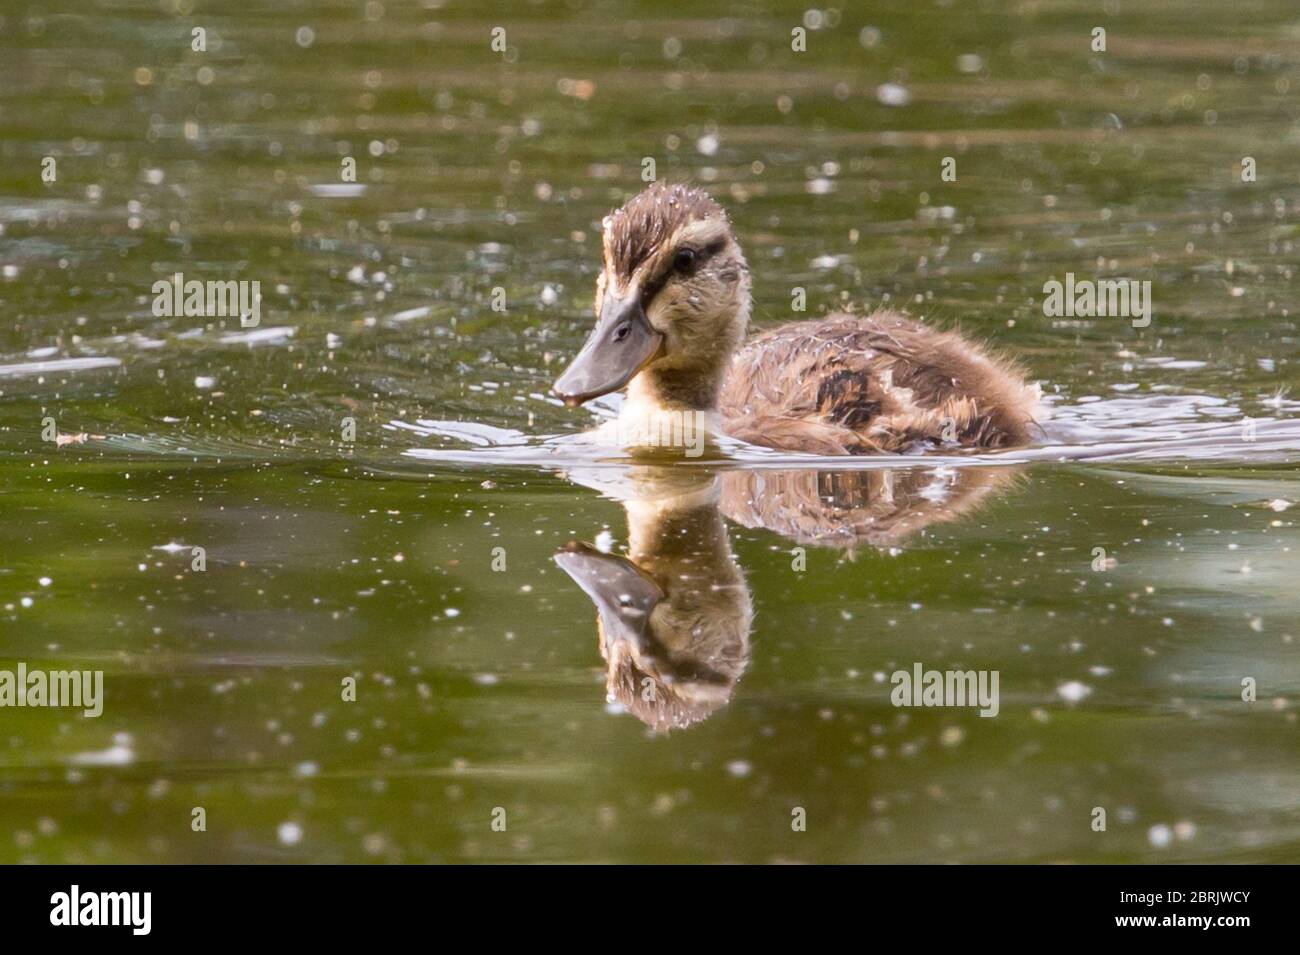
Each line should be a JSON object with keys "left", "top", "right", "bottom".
{"left": 554, "top": 292, "right": 662, "bottom": 407}
{"left": 553, "top": 182, "right": 1041, "bottom": 454}
{"left": 554, "top": 541, "right": 663, "bottom": 654}
{"left": 554, "top": 469, "right": 753, "bottom": 733}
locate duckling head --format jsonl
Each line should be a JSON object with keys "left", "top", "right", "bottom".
{"left": 554, "top": 499, "right": 753, "bottom": 734}
{"left": 553, "top": 182, "right": 751, "bottom": 412}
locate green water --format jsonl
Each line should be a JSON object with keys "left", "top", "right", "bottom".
{"left": 1, "top": 0, "right": 1298, "bottom": 863}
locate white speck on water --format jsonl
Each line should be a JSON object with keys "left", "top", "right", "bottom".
{"left": 295, "top": 26, "right": 315, "bottom": 48}
{"left": 20, "top": 597, "right": 33, "bottom": 608}
{"left": 1174, "top": 820, "right": 1197, "bottom": 841}
{"left": 194, "top": 376, "right": 216, "bottom": 389}
{"left": 1148, "top": 823, "right": 1172, "bottom": 848}
{"left": 918, "top": 205, "right": 957, "bottom": 222}
{"left": 219, "top": 326, "right": 295, "bottom": 346}
{"left": 1143, "top": 356, "right": 1207, "bottom": 370}
{"left": 308, "top": 183, "right": 367, "bottom": 198}
{"left": 278, "top": 821, "right": 303, "bottom": 846}
{"left": 473, "top": 673, "right": 498, "bottom": 686}
{"left": 696, "top": 133, "right": 719, "bottom": 156}
{"left": 1, "top": 357, "right": 120, "bottom": 378}
{"left": 71, "top": 743, "right": 135, "bottom": 767}
{"left": 1266, "top": 499, "right": 1293, "bottom": 512}
{"left": 38, "top": 577, "right": 52, "bottom": 587}
{"left": 294, "top": 761, "right": 319, "bottom": 777}
{"left": 876, "top": 83, "right": 911, "bottom": 106}
{"left": 390, "top": 305, "right": 430, "bottom": 322}
{"left": 540, "top": 284, "right": 558, "bottom": 305}
{"left": 1057, "top": 681, "right": 1093, "bottom": 703}
{"left": 726, "top": 760, "right": 752, "bottom": 778}
{"left": 445, "top": 607, "right": 460, "bottom": 618}
{"left": 594, "top": 530, "right": 615, "bottom": 552}
{"left": 956, "top": 53, "right": 984, "bottom": 73}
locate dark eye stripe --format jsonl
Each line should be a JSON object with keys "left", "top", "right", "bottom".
{"left": 697, "top": 238, "right": 726, "bottom": 262}
{"left": 640, "top": 238, "right": 727, "bottom": 305}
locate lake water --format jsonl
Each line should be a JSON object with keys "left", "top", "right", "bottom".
{"left": 1, "top": 0, "right": 1297, "bottom": 863}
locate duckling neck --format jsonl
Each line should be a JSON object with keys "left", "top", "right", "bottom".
{"left": 618, "top": 298, "right": 748, "bottom": 444}
{"left": 617, "top": 364, "right": 725, "bottom": 454}
{"left": 624, "top": 359, "right": 726, "bottom": 415}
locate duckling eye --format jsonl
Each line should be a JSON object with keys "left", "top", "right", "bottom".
{"left": 673, "top": 248, "right": 697, "bottom": 273}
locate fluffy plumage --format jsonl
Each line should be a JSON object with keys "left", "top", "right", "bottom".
{"left": 720, "top": 311, "right": 1040, "bottom": 454}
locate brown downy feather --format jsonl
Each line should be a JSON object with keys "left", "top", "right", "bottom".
{"left": 720, "top": 310, "right": 1039, "bottom": 454}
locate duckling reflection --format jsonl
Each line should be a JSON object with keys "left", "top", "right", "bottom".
{"left": 720, "top": 465, "right": 1020, "bottom": 551}
{"left": 554, "top": 468, "right": 752, "bottom": 733}
{"left": 556, "top": 463, "right": 1019, "bottom": 731}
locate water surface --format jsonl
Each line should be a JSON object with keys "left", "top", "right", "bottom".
{"left": 1, "top": 0, "right": 1298, "bottom": 863}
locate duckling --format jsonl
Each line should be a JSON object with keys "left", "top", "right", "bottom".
{"left": 553, "top": 181, "right": 1041, "bottom": 454}
{"left": 553, "top": 468, "right": 752, "bottom": 733}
